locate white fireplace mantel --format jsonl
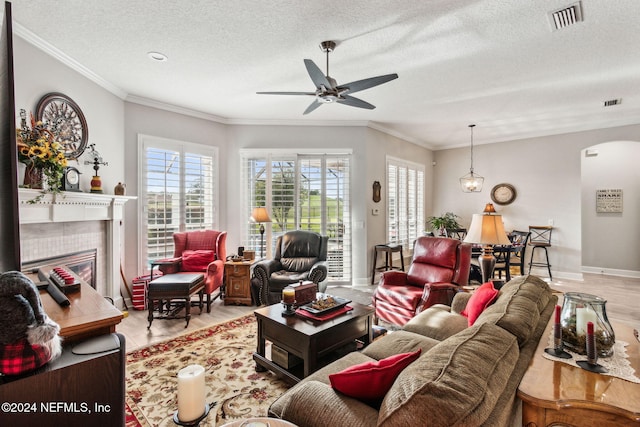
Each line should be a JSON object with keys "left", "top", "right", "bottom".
{"left": 19, "top": 188, "right": 136, "bottom": 306}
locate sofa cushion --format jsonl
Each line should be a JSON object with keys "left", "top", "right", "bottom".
{"left": 474, "top": 275, "right": 549, "bottom": 346}
{"left": 402, "top": 308, "right": 468, "bottom": 342}
{"left": 180, "top": 250, "right": 214, "bottom": 271}
{"left": 500, "top": 274, "right": 551, "bottom": 312}
{"left": 378, "top": 323, "right": 519, "bottom": 427}
{"left": 362, "top": 330, "right": 439, "bottom": 361}
{"left": 329, "top": 349, "right": 421, "bottom": 405}
{"left": 460, "top": 281, "right": 499, "bottom": 326}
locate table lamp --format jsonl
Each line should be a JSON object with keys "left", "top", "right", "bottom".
{"left": 251, "top": 207, "right": 272, "bottom": 258}
{"left": 463, "top": 203, "right": 511, "bottom": 283}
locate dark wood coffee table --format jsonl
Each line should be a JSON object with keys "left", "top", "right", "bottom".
{"left": 253, "top": 302, "right": 374, "bottom": 384}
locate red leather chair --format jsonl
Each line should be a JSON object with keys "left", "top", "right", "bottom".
{"left": 373, "top": 236, "right": 471, "bottom": 326}
{"left": 157, "top": 230, "right": 227, "bottom": 313}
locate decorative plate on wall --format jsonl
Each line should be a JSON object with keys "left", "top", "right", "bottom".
{"left": 36, "top": 92, "right": 88, "bottom": 160}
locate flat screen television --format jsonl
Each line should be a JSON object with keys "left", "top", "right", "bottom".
{"left": 0, "top": 1, "right": 21, "bottom": 272}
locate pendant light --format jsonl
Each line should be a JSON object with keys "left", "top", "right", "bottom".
{"left": 459, "top": 124, "right": 484, "bottom": 192}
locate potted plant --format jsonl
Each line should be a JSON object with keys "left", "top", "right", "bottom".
{"left": 427, "top": 212, "right": 461, "bottom": 236}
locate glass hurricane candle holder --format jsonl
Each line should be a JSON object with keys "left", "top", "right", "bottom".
{"left": 560, "top": 292, "right": 615, "bottom": 357}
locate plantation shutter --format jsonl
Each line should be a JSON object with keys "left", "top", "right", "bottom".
{"left": 140, "top": 135, "right": 217, "bottom": 270}
{"left": 387, "top": 157, "right": 425, "bottom": 248}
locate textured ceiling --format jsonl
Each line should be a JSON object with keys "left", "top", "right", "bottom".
{"left": 9, "top": 0, "right": 640, "bottom": 149}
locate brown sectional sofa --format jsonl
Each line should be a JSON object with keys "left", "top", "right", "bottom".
{"left": 269, "top": 275, "right": 556, "bottom": 426}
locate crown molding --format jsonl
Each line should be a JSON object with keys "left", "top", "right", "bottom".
{"left": 14, "top": 23, "right": 127, "bottom": 99}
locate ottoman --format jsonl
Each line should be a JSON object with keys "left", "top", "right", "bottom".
{"left": 147, "top": 273, "right": 205, "bottom": 328}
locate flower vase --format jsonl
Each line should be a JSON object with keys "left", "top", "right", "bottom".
{"left": 23, "top": 164, "right": 43, "bottom": 189}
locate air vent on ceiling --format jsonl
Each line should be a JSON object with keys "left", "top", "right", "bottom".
{"left": 549, "top": 2, "right": 583, "bottom": 31}
{"left": 603, "top": 99, "right": 622, "bottom": 107}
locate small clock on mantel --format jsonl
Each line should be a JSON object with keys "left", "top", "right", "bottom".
{"left": 61, "top": 166, "right": 82, "bottom": 192}
{"left": 490, "top": 183, "right": 517, "bottom": 205}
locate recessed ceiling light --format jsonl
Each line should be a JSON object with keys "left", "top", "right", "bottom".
{"left": 147, "top": 51, "right": 168, "bottom": 62}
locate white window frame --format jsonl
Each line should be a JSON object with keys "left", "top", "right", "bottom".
{"left": 138, "top": 134, "right": 219, "bottom": 273}
{"left": 240, "top": 149, "right": 352, "bottom": 283}
{"left": 386, "top": 156, "right": 425, "bottom": 250}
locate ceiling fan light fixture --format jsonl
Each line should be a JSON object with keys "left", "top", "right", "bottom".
{"left": 460, "top": 124, "right": 484, "bottom": 193}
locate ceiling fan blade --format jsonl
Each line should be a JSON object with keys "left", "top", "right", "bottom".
{"left": 303, "top": 100, "right": 323, "bottom": 115}
{"left": 337, "top": 73, "right": 398, "bottom": 95}
{"left": 338, "top": 95, "right": 376, "bottom": 110}
{"left": 304, "top": 59, "right": 333, "bottom": 89}
{"left": 256, "top": 91, "right": 315, "bottom": 96}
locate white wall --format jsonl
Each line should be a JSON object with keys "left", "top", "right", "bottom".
{"left": 433, "top": 125, "right": 640, "bottom": 279}
{"left": 13, "top": 36, "right": 124, "bottom": 191}
{"left": 581, "top": 140, "right": 640, "bottom": 275}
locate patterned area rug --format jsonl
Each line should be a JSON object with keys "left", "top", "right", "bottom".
{"left": 125, "top": 314, "right": 290, "bottom": 426}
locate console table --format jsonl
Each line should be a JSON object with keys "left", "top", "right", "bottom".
{"left": 518, "top": 319, "right": 640, "bottom": 426}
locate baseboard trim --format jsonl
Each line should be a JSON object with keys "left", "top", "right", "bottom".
{"left": 582, "top": 266, "right": 640, "bottom": 279}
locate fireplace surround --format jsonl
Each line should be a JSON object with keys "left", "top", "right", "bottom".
{"left": 19, "top": 188, "right": 135, "bottom": 307}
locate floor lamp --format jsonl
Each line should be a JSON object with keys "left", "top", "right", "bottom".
{"left": 463, "top": 204, "right": 511, "bottom": 283}
{"left": 251, "top": 207, "right": 272, "bottom": 258}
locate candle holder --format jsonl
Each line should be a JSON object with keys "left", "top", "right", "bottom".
{"left": 560, "top": 292, "right": 615, "bottom": 357}
{"left": 577, "top": 322, "right": 608, "bottom": 373}
{"left": 545, "top": 305, "right": 571, "bottom": 359}
{"left": 282, "top": 286, "right": 296, "bottom": 316}
{"left": 173, "top": 402, "right": 211, "bottom": 427}
{"left": 282, "top": 301, "right": 296, "bottom": 316}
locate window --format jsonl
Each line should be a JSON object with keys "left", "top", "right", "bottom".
{"left": 241, "top": 151, "right": 351, "bottom": 283}
{"left": 139, "top": 135, "right": 218, "bottom": 271}
{"left": 387, "top": 157, "right": 424, "bottom": 248}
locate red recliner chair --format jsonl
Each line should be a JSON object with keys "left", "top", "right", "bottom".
{"left": 157, "top": 230, "right": 227, "bottom": 313}
{"left": 373, "top": 236, "right": 471, "bottom": 326}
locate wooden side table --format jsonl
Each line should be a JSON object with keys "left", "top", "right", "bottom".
{"left": 224, "top": 259, "right": 257, "bottom": 306}
{"left": 517, "top": 318, "right": 640, "bottom": 426}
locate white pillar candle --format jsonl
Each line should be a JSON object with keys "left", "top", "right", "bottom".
{"left": 576, "top": 307, "right": 597, "bottom": 336}
{"left": 177, "top": 364, "right": 206, "bottom": 422}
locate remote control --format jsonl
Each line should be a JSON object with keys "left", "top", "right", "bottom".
{"left": 46, "top": 282, "right": 70, "bottom": 307}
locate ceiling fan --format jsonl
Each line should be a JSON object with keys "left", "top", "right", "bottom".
{"left": 257, "top": 41, "right": 398, "bottom": 115}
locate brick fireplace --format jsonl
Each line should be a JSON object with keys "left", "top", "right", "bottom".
{"left": 18, "top": 189, "right": 134, "bottom": 306}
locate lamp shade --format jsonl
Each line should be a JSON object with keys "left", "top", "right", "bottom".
{"left": 250, "top": 207, "right": 272, "bottom": 223}
{"left": 463, "top": 214, "right": 511, "bottom": 245}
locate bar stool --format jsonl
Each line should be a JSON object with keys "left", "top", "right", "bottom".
{"left": 528, "top": 226, "right": 553, "bottom": 280}
{"left": 371, "top": 243, "right": 404, "bottom": 285}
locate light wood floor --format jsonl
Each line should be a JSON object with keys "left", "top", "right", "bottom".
{"left": 116, "top": 274, "right": 639, "bottom": 352}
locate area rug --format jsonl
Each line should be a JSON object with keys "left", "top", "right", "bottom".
{"left": 125, "top": 314, "right": 290, "bottom": 426}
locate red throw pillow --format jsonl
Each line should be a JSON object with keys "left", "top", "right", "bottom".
{"left": 328, "top": 349, "right": 421, "bottom": 405}
{"left": 461, "top": 281, "right": 499, "bottom": 326}
{"left": 181, "top": 250, "right": 215, "bottom": 271}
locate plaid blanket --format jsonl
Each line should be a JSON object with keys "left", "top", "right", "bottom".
{"left": 0, "top": 338, "right": 51, "bottom": 376}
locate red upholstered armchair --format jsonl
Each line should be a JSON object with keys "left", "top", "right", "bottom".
{"left": 373, "top": 236, "right": 471, "bottom": 326}
{"left": 157, "top": 230, "right": 227, "bottom": 313}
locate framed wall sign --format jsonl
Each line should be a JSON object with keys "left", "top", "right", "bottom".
{"left": 596, "top": 189, "right": 623, "bottom": 213}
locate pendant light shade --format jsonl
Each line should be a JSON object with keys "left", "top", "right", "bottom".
{"left": 460, "top": 124, "right": 484, "bottom": 192}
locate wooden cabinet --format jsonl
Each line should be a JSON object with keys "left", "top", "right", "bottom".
{"left": 224, "top": 260, "right": 256, "bottom": 306}
{"left": 0, "top": 334, "right": 126, "bottom": 427}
